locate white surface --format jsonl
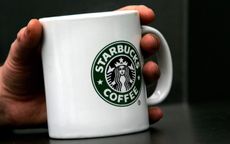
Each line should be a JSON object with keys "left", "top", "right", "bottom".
{"left": 142, "top": 26, "right": 173, "bottom": 105}
{"left": 40, "top": 10, "right": 172, "bottom": 138}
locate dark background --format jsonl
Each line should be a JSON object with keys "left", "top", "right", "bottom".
{"left": 188, "top": 0, "right": 229, "bottom": 103}
{"left": 0, "top": 0, "right": 229, "bottom": 104}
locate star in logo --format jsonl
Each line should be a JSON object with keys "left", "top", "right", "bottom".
{"left": 137, "top": 75, "right": 141, "bottom": 80}
{"left": 97, "top": 79, "right": 103, "bottom": 85}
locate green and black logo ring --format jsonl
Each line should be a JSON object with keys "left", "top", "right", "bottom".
{"left": 91, "top": 41, "right": 142, "bottom": 107}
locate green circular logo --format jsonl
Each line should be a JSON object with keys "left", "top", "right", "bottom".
{"left": 91, "top": 41, "right": 142, "bottom": 107}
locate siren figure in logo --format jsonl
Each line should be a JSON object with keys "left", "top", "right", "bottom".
{"left": 106, "top": 57, "right": 136, "bottom": 93}
{"left": 113, "top": 65, "right": 132, "bottom": 92}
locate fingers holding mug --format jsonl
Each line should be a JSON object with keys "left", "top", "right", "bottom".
{"left": 141, "top": 33, "right": 161, "bottom": 82}
{"left": 141, "top": 33, "right": 160, "bottom": 58}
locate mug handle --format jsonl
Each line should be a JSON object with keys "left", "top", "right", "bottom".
{"left": 141, "top": 26, "right": 173, "bottom": 105}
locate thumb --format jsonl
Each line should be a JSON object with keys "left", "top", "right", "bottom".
{"left": 1, "top": 19, "right": 43, "bottom": 95}
{"left": 6, "top": 19, "right": 43, "bottom": 67}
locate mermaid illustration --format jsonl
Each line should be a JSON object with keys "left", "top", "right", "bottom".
{"left": 106, "top": 57, "right": 135, "bottom": 92}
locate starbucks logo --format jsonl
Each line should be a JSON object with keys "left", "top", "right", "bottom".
{"left": 91, "top": 41, "right": 142, "bottom": 107}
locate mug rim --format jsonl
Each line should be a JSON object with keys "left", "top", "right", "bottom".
{"left": 39, "top": 10, "right": 138, "bottom": 22}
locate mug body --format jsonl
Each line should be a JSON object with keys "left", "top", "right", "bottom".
{"left": 40, "top": 11, "right": 149, "bottom": 139}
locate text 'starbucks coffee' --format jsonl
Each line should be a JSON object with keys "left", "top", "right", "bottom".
{"left": 40, "top": 10, "right": 172, "bottom": 139}
{"left": 91, "top": 41, "right": 142, "bottom": 107}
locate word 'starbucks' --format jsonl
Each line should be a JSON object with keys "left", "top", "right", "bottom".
{"left": 91, "top": 41, "right": 142, "bottom": 107}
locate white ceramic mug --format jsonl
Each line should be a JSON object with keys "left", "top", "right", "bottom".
{"left": 39, "top": 10, "right": 173, "bottom": 139}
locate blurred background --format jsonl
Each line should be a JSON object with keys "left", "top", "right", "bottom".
{"left": 0, "top": 0, "right": 229, "bottom": 104}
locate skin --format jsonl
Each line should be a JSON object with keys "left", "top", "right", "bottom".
{"left": 0, "top": 5, "right": 163, "bottom": 128}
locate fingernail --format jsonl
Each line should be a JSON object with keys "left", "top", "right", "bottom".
{"left": 23, "top": 27, "right": 28, "bottom": 37}
{"left": 24, "top": 21, "right": 32, "bottom": 37}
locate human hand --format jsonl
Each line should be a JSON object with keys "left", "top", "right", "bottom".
{"left": 0, "top": 19, "right": 45, "bottom": 128}
{"left": 0, "top": 5, "right": 162, "bottom": 128}
{"left": 119, "top": 5, "right": 163, "bottom": 124}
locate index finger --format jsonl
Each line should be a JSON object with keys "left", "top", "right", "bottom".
{"left": 118, "top": 5, "right": 155, "bottom": 24}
